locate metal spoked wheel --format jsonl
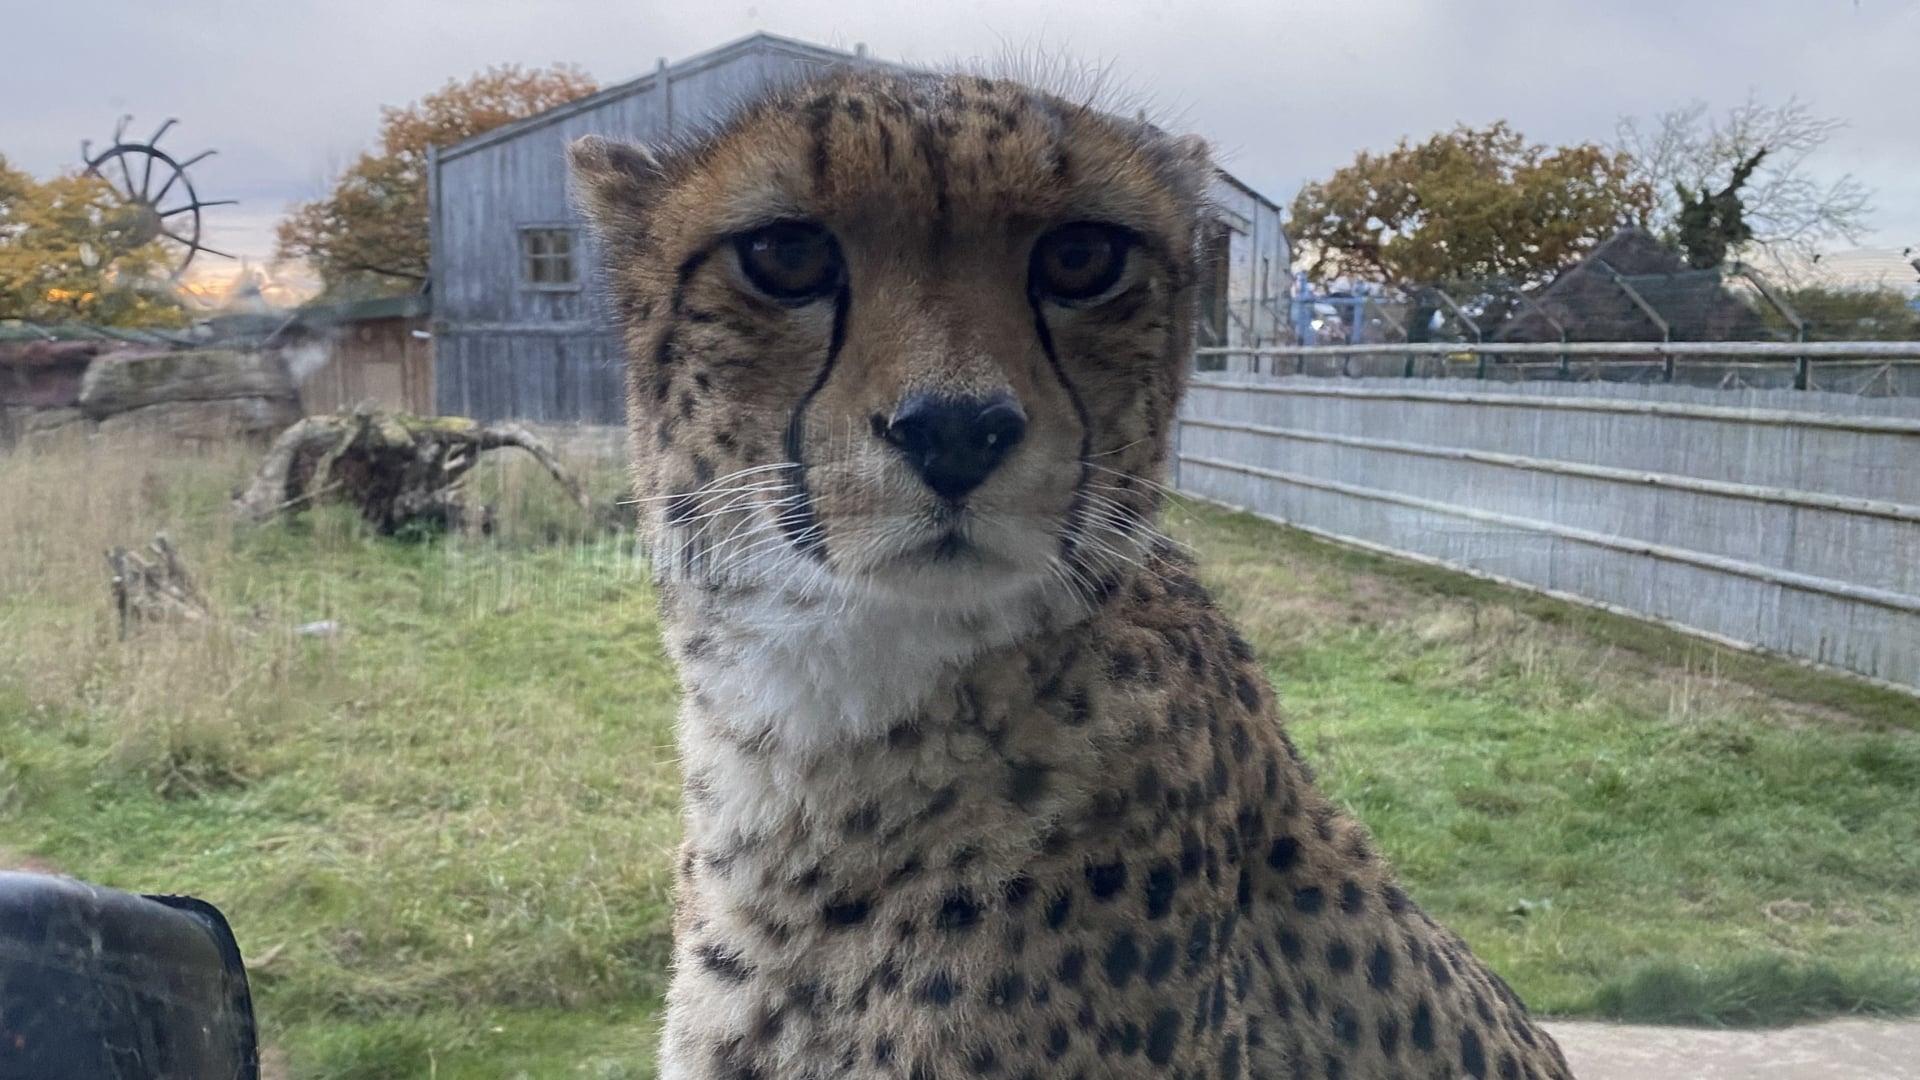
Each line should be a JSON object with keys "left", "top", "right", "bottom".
{"left": 81, "top": 117, "right": 236, "bottom": 280}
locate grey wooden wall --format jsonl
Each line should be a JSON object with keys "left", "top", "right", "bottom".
{"left": 434, "top": 331, "right": 627, "bottom": 426}
{"left": 428, "top": 32, "right": 1290, "bottom": 425}
{"left": 1175, "top": 375, "right": 1920, "bottom": 693}
{"left": 430, "top": 36, "right": 864, "bottom": 421}
{"left": 432, "top": 37, "right": 860, "bottom": 331}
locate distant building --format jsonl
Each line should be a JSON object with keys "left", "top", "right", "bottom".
{"left": 1496, "top": 228, "right": 1767, "bottom": 343}
{"left": 1780, "top": 248, "right": 1920, "bottom": 298}
{"left": 428, "top": 32, "right": 1288, "bottom": 424}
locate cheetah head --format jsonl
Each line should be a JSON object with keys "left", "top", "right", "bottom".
{"left": 571, "top": 70, "right": 1212, "bottom": 611}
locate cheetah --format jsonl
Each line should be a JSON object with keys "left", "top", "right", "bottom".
{"left": 570, "top": 65, "right": 1578, "bottom": 1080}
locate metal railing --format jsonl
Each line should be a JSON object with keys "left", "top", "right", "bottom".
{"left": 1195, "top": 340, "right": 1920, "bottom": 392}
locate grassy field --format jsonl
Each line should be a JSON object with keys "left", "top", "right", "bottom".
{"left": 1, "top": 432, "right": 1917, "bottom": 1078}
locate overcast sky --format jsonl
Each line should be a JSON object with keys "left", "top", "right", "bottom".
{"left": 3, "top": 0, "right": 1913, "bottom": 288}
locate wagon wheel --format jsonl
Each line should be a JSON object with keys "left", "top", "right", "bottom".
{"left": 81, "top": 117, "right": 237, "bottom": 280}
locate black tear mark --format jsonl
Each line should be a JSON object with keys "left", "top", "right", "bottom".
{"left": 1026, "top": 284, "right": 1095, "bottom": 566}
{"left": 657, "top": 249, "right": 713, "bottom": 369}
{"left": 777, "top": 285, "right": 850, "bottom": 559}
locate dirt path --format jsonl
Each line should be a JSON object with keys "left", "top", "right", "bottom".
{"left": 1545, "top": 1018, "right": 1920, "bottom": 1079}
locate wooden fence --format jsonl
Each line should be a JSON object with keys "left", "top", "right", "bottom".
{"left": 1174, "top": 372, "right": 1920, "bottom": 695}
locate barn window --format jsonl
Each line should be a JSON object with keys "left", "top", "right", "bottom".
{"left": 520, "top": 227, "right": 577, "bottom": 287}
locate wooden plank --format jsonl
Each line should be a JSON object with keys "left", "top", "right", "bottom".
{"left": 1175, "top": 377, "right": 1920, "bottom": 693}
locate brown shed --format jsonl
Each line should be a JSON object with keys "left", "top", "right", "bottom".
{"left": 276, "top": 295, "right": 434, "bottom": 415}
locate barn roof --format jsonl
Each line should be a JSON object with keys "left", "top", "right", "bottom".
{"left": 436, "top": 32, "right": 1282, "bottom": 213}
{"left": 438, "top": 32, "right": 855, "bottom": 163}
{"left": 294, "top": 294, "right": 432, "bottom": 326}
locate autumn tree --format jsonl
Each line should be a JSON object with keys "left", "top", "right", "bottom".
{"left": 0, "top": 155, "right": 188, "bottom": 326}
{"left": 276, "top": 63, "right": 599, "bottom": 298}
{"left": 1614, "top": 94, "right": 1873, "bottom": 267}
{"left": 1289, "top": 122, "right": 1653, "bottom": 288}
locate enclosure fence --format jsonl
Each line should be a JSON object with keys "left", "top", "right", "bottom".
{"left": 1197, "top": 340, "right": 1920, "bottom": 396}
{"left": 1174, "top": 349, "right": 1920, "bottom": 695}
{"left": 1276, "top": 257, "right": 1920, "bottom": 394}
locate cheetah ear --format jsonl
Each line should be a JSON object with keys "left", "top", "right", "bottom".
{"left": 568, "top": 135, "right": 665, "bottom": 237}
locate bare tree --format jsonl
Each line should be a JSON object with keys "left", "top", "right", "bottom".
{"left": 1615, "top": 94, "right": 1874, "bottom": 271}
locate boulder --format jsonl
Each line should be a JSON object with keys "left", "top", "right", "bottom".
{"left": 95, "top": 397, "right": 302, "bottom": 444}
{"left": 78, "top": 350, "right": 297, "bottom": 421}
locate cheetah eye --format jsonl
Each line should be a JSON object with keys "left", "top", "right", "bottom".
{"left": 1031, "top": 222, "right": 1134, "bottom": 302}
{"left": 734, "top": 221, "right": 844, "bottom": 302}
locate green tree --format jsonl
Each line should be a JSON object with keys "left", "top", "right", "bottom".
{"left": 0, "top": 155, "right": 187, "bottom": 326}
{"left": 1289, "top": 121, "right": 1654, "bottom": 286}
{"left": 277, "top": 63, "right": 599, "bottom": 299}
{"left": 1673, "top": 150, "right": 1765, "bottom": 270}
{"left": 1770, "top": 286, "right": 1920, "bottom": 341}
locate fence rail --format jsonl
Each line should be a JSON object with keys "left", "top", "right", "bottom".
{"left": 1195, "top": 340, "right": 1920, "bottom": 395}
{"left": 1198, "top": 341, "right": 1920, "bottom": 359}
{"left": 1173, "top": 370, "right": 1920, "bottom": 695}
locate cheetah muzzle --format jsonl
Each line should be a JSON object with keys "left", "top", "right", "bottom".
{"left": 571, "top": 65, "right": 1578, "bottom": 1080}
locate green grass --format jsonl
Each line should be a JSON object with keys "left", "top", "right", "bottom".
{"left": 1172, "top": 502, "right": 1920, "bottom": 1025}
{"left": 1, "top": 437, "right": 1917, "bottom": 1076}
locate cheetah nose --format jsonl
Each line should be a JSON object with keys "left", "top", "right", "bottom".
{"left": 876, "top": 392, "right": 1028, "bottom": 501}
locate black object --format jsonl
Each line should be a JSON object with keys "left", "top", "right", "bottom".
{"left": 0, "top": 871, "right": 258, "bottom": 1079}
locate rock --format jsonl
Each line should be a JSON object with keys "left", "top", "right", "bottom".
{"left": 94, "top": 397, "right": 302, "bottom": 443}
{"left": 78, "top": 350, "right": 297, "bottom": 421}
{"left": 0, "top": 405, "right": 88, "bottom": 449}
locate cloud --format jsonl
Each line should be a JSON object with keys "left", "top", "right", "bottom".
{"left": 3, "top": 0, "right": 1912, "bottom": 270}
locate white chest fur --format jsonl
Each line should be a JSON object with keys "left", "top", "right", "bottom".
{"left": 671, "top": 572, "right": 1076, "bottom": 756}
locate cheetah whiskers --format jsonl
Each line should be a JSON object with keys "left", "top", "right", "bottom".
{"left": 636, "top": 462, "right": 804, "bottom": 580}
{"left": 1084, "top": 461, "right": 1190, "bottom": 506}
{"left": 1064, "top": 492, "right": 1182, "bottom": 593}
{"left": 623, "top": 461, "right": 802, "bottom": 505}
{"left": 674, "top": 494, "right": 810, "bottom": 585}
{"left": 654, "top": 486, "right": 803, "bottom": 584}
{"left": 703, "top": 506, "right": 822, "bottom": 590}
{"left": 1081, "top": 484, "right": 1194, "bottom": 559}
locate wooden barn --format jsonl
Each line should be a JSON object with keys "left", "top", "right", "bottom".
{"left": 427, "top": 32, "right": 1288, "bottom": 424}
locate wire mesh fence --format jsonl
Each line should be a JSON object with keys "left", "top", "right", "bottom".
{"left": 1236, "top": 239, "right": 1920, "bottom": 393}
{"left": 1283, "top": 248, "right": 1920, "bottom": 349}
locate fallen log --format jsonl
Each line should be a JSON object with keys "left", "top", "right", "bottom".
{"left": 233, "top": 411, "right": 589, "bottom": 534}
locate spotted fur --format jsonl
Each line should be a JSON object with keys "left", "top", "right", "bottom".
{"left": 572, "top": 66, "right": 1576, "bottom": 1080}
